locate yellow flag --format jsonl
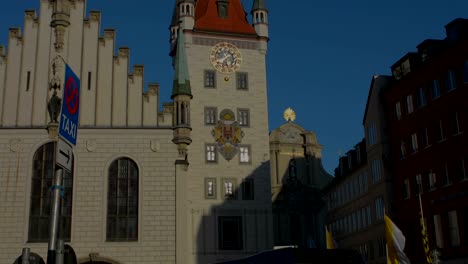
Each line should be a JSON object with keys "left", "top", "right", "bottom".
{"left": 384, "top": 214, "right": 411, "bottom": 264}
{"left": 326, "top": 225, "right": 335, "bottom": 249}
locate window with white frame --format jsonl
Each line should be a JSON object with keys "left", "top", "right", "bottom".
{"left": 237, "top": 109, "right": 250, "bottom": 126}
{"left": 205, "top": 178, "right": 217, "bottom": 199}
{"left": 206, "top": 144, "right": 217, "bottom": 162}
{"left": 445, "top": 70, "right": 457, "bottom": 92}
{"left": 236, "top": 72, "right": 249, "bottom": 90}
{"left": 239, "top": 145, "right": 250, "bottom": 164}
{"left": 223, "top": 179, "right": 236, "bottom": 199}
{"left": 205, "top": 107, "right": 217, "bottom": 125}
{"left": 395, "top": 102, "right": 402, "bottom": 120}
{"left": 406, "top": 95, "right": 414, "bottom": 114}
{"left": 448, "top": 211, "right": 460, "bottom": 247}
{"left": 204, "top": 70, "right": 216, "bottom": 88}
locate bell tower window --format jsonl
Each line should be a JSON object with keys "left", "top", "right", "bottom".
{"left": 217, "top": 0, "right": 230, "bottom": 18}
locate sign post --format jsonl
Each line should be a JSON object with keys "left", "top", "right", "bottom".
{"left": 48, "top": 64, "right": 80, "bottom": 264}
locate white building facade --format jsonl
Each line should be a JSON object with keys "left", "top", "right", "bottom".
{"left": 0, "top": 0, "right": 272, "bottom": 263}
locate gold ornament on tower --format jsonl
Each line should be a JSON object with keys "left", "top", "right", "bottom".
{"left": 283, "top": 108, "right": 296, "bottom": 122}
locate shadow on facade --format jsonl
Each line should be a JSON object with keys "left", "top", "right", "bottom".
{"left": 272, "top": 157, "right": 328, "bottom": 250}
{"left": 195, "top": 161, "right": 272, "bottom": 264}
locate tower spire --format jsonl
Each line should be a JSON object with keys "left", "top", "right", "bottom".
{"left": 172, "top": 26, "right": 192, "bottom": 99}
{"left": 172, "top": 25, "right": 193, "bottom": 158}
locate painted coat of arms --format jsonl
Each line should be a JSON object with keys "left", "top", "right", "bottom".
{"left": 212, "top": 109, "right": 244, "bottom": 161}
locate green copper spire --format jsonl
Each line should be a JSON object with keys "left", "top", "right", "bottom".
{"left": 252, "top": 0, "right": 267, "bottom": 10}
{"left": 171, "top": 26, "right": 192, "bottom": 99}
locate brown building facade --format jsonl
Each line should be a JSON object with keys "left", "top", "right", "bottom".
{"left": 384, "top": 18, "right": 468, "bottom": 264}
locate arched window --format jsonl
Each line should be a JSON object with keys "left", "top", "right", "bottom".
{"left": 107, "top": 158, "right": 138, "bottom": 242}
{"left": 29, "top": 142, "right": 73, "bottom": 242}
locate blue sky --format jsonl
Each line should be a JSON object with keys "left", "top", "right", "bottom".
{"left": 1, "top": 0, "right": 468, "bottom": 173}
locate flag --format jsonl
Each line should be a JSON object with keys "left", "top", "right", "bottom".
{"left": 419, "top": 195, "right": 432, "bottom": 264}
{"left": 384, "top": 214, "right": 411, "bottom": 264}
{"left": 420, "top": 217, "right": 432, "bottom": 264}
{"left": 325, "top": 225, "right": 335, "bottom": 249}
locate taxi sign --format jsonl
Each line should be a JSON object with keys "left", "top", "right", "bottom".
{"left": 58, "top": 65, "right": 80, "bottom": 146}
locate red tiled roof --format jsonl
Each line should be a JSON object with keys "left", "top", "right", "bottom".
{"left": 194, "top": 0, "right": 257, "bottom": 35}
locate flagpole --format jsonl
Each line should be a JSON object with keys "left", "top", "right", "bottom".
{"left": 419, "top": 194, "right": 425, "bottom": 229}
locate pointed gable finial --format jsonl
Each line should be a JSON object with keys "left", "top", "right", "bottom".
{"left": 171, "top": 24, "right": 192, "bottom": 99}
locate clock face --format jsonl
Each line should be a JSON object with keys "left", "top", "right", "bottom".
{"left": 210, "top": 42, "right": 242, "bottom": 73}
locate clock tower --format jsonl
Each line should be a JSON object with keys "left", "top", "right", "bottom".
{"left": 170, "top": 0, "right": 272, "bottom": 263}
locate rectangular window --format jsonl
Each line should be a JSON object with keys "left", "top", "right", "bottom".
{"left": 222, "top": 179, "right": 236, "bottom": 199}
{"left": 421, "top": 128, "right": 429, "bottom": 148}
{"left": 206, "top": 144, "right": 217, "bottom": 163}
{"left": 403, "top": 178, "right": 410, "bottom": 199}
{"left": 416, "top": 87, "right": 427, "bottom": 108}
{"left": 463, "top": 61, "right": 468, "bottom": 84}
{"left": 371, "top": 160, "right": 382, "bottom": 183}
{"left": 218, "top": 216, "right": 243, "bottom": 250}
{"left": 428, "top": 171, "right": 437, "bottom": 191}
{"left": 88, "top": 71, "right": 92, "bottom": 90}
{"left": 237, "top": 109, "right": 250, "bottom": 126}
{"left": 406, "top": 95, "right": 414, "bottom": 114}
{"left": 441, "top": 164, "right": 452, "bottom": 186}
{"left": 241, "top": 179, "right": 254, "bottom": 200}
{"left": 236, "top": 72, "right": 248, "bottom": 90}
{"left": 400, "top": 140, "right": 407, "bottom": 159}
{"left": 375, "top": 197, "right": 384, "bottom": 220}
{"left": 395, "top": 102, "right": 402, "bottom": 120}
{"left": 435, "top": 120, "right": 444, "bottom": 142}
{"left": 434, "top": 215, "right": 444, "bottom": 248}
{"left": 205, "top": 178, "right": 217, "bottom": 199}
{"left": 204, "top": 107, "right": 217, "bottom": 125}
{"left": 410, "top": 133, "right": 418, "bottom": 153}
{"left": 26, "top": 71, "right": 31, "bottom": 91}
{"left": 415, "top": 174, "right": 423, "bottom": 195}
{"left": 367, "top": 206, "right": 372, "bottom": 226}
{"left": 448, "top": 211, "right": 460, "bottom": 247}
{"left": 450, "top": 112, "right": 461, "bottom": 135}
{"left": 367, "top": 123, "right": 378, "bottom": 145}
{"left": 445, "top": 70, "right": 457, "bottom": 92}
{"left": 431, "top": 79, "right": 441, "bottom": 100}
{"left": 456, "top": 159, "right": 467, "bottom": 181}
{"left": 239, "top": 145, "right": 251, "bottom": 164}
{"left": 363, "top": 172, "right": 368, "bottom": 192}
{"left": 204, "top": 70, "right": 216, "bottom": 88}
